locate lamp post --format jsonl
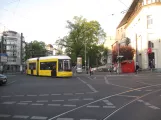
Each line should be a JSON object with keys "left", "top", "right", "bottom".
{"left": 85, "top": 40, "right": 87, "bottom": 73}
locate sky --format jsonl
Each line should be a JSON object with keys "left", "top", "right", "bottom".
{"left": 0, "top": 0, "right": 133, "bottom": 44}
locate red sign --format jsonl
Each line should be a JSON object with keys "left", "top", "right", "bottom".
{"left": 147, "top": 48, "right": 152, "bottom": 54}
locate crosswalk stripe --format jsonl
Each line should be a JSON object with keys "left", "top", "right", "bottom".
{"left": 31, "top": 116, "right": 47, "bottom": 120}
{"left": 13, "top": 115, "right": 29, "bottom": 119}
{"left": 0, "top": 114, "right": 11, "bottom": 117}
{"left": 57, "top": 118, "right": 73, "bottom": 120}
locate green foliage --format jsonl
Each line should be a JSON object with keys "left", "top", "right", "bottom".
{"left": 56, "top": 16, "right": 106, "bottom": 66}
{"left": 25, "top": 40, "right": 47, "bottom": 60}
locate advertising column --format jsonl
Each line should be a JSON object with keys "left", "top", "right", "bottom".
{"left": 76, "top": 57, "right": 82, "bottom": 73}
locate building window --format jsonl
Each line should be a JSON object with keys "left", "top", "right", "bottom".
{"left": 147, "top": 15, "right": 153, "bottom": 29}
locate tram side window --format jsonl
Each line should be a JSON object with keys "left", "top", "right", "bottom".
{"left": 58, "top": 60, "right": 63, "bottom": 71}
{"left": 29, "top": 63, "right": 36, "bottom": 70}
{"left": 40, "top": 62, "right": 56, "bottom": 70}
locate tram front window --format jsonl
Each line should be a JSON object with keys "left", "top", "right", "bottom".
{"left": 58, "top": 59, "right": 71, "bottom": 71}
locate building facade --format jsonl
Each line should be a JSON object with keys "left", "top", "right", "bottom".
{"left": 116, "top": 0, "right": 161, "bottom": 70}
{"left": 0, "top": 31, "right": 26, "bottom": 72}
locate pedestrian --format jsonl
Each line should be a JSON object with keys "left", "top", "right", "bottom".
{"left": 89, "top": 66, "right": 92, "bottom": 76}
{"left": 135, "top": 63, "right": 139, "bottom": 74}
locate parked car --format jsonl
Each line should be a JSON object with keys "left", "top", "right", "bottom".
{"left": 0, "top": 74, "right": 7, "bottom": 85}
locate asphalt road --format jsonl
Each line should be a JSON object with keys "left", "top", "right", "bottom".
{"left": 0, "top": 73, "right": 161, "bottom": 120}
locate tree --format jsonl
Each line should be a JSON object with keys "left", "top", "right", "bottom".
{"left": 25, "top": 40, "right": 47, "bottom": 60}
{"left": 55, "top": 16, "right": 106, "bottom": 66}
{"left": 112, "top": 45, "right": 135, "bottom": 63}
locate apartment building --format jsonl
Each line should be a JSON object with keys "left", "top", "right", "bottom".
{"left": 116, "top": 0, "right": 161, "bottom": 70}
{"left": 0, "top": 30, "right": 26, "bottom": 72}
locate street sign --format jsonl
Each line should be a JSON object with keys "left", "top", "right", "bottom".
{"left": 0, "top": 53, "right": 8, "bottom": 63}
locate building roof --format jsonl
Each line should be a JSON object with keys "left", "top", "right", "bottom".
{"left": 117, "top": 0, "right": 140, "bottom": 28}
{"left": 46, "top": 44, "right": 53, "bottom": 48}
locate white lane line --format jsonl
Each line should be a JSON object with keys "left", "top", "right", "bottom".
{"left": 51, "top": 94, "right": 61, "bottom": 96}
{"left": 20, "top": 101, "right": 32, "bottom": 103}
{"left": 6, "top": 80, "right": 17, "bottom": 85}
{"left": 64, "top": 93, "right": 73, "bottom": 95}
{"left": 102, "top": 89, "right": 161, "bottom": 120}
{"left": 68, "top": 99, "right": 79, "bottom": 101}
{"left": 117, "top": 95, "right": 139, "bottom": 98}
{"left": 63, "top": 104, "right": 76, "bottom": 107}
{"left": 27, "top": 95, "right": 37, "bottom": 97}
{"left": 83, "top": 98, "right": 94, "bottom": 101}
{"left": 86, "top": 84, "right": 98, "bottom": 93}
{"left": 104, "top": 76, "right": 109, "bottom": 84}
{"left": 48, "top": 104, "right": 61, "bottom": 106}
{"left": 17, "top": 103, "right": 28, "bottom": 105}
{"left": 87, "top": 105, "right": 100, "bottom": 108}
{"left": 31, "top": 103, "right": 44, "bottom": 106}
{"left": 0, "top": 114, "right": 11, "bottom": 117}
{"left": 52, "top": 100, "right": 64, "bottom": 102}
{"left": 137, "top": 99, "right": 144, "bottom": 102}
{"left": 48, "top": 84, "right": 161, "bottom": 120}
{"left": 31, "top": 116, "right": 47, "bottom": 120}
{"left": 149, "top": 105, "right": 160, "bottom": 110}
{"left": 2, "top": 101, "right": 16, "bottom": 104}
{"left": 75, "top": 93, "right": 84, "bottom": 95}
{"left": 110, "top": 83, "right": 133, "bottom": 90}
{"left": 103, "top": 100, "right": 113, "bottom": 106}
{"left": 77, "top": 77, "right": 87, "bottom": 84}
{"left": 37, "top": 100, "right": 48, "bottom": 102}
{"left": 15, "top": 94, "right": 24, "bottom": 97}
{"left": 39, "top": 94, "right": 49, "bottom": 96}
{"left": 137, "top": 81, "right": 153, "bottom": 85}
{"left": 144, "top": 102, "right": 151, "bottom": 106}
{"left": 86, "top": 92, "right": 96, "bottom": 94}
{"left": 13, "top": 115, "right": 29, "bottom": 119}
{"left": 103, "top": 106, "right": 116, "bottom": 108}
{"left": 87, "top": 77, "right": 93, "bottom": 81}
{"left": 1, "top": 95, "right": 11, "bottom": 97}
{"left": 57, "top": 118, "right": 73, "bottom": 120}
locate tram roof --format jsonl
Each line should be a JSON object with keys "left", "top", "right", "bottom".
{"left": 27, "top": 55, "right": 71, "bottom": 61}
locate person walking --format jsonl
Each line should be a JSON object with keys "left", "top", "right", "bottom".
{"left": 135, "top": 63, "right": 140, "bottom": 74}
{"left": 89, "top": 66, "right": 92, "bottom": 76}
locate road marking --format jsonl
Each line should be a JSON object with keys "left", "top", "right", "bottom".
{"left": 103, "top": 106, "right": 116, "bottom": 108}
{"left": 6, "top": 80, "right": 17, "bottom": 85}
{"left": 51, "top": 94, "right": 61, "bottom": 96}
{"left": 87, "top": 105, "right": 100, "bottom": 108}
{"left": 104, "top": 76, "right": 110, "bottom": 84}
{"left": 31, "top": 116, "right": 47, "bottom": 120}
{"left": 75, "top": 93, "right": 84, "bottom": 95}
{"left": 145, "top": 102, "right": 151, "bottom": 106}
{"left": 149, "top": 105, "right": 160, "bottom": 110}
{"left": 137, "top": 81, "right": 153, "bottom": 86}
{"left": 57, "top": 118, "right": 73, "bottom": 120}
{"left": 86, "top": 92, "right": 97, "bottom": 94}
{"left": 20, "top": 101, "right": 32, "bottom": 103}
{"left": 86, "top": 84, "right": 98, "bottom": 92}
{"left": 2, "top": 101, "right": 16, "bottom": 104}
{"left": 13, "top": 115, "right": 29, "bottom": 119}
{"left": 63, "top": 104, "right": 76, "bottom": 107}
{"left": 68, "top": 99, "right": 79, "bottom": 101}
{"left": 64, "top": 93, "right": 73, "bottom": 95}
{"left": 17, "top": 103, "right": 28, "bottom": 105}
{"left": 48, "top": 83, "right": 161, "bottom": 120}
{"left": 15, "top": 95, "right": 24, "bottom": 97}
{"left": 48, "top": 104, "right": 61, "bottom": 106}
{"left": 83, "top": 98, "right": 94, "bottom": 101}
{"left": 37, "top": 100, "right": 48, "bottom": 102}
{"left": 117, "top": 95, "right": 139, "bottom": 98}
{"left": 27, "top": 95, "right": 37, "bottom": 97}
{"left": 87, "top": 77, "right": 93, "bottom": 81}
{"left": 77, "top": 77, "right": 87, "bottom": 84}
{"left": 39, "top": 94, "right": 49, "bottom": 96}
{"left": 0, "top": 114, "right": 11, "bottom": 117}
{"left": 103, "top": 100, "right": 113, "bottom": 106}
{"left": 109, "top": 83, "right": 133, "bottom": 89}
{"left": 137, "top": 99, "right": 144, "bottom": 102}
{"left": 1, "top": 95, "right": 11, "bottom": 97}
{"left": 52, "top": 100, "right": 64, "bottom": 102}
{"left": 31, "top": 103, "right": 44, "bottom": 106}
{"left": 102, "top": 89, "right": 161, "bottom": 120}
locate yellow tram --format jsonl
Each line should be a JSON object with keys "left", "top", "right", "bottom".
{"left": 26, "top": 56, "right": 73, "bottom": 77}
